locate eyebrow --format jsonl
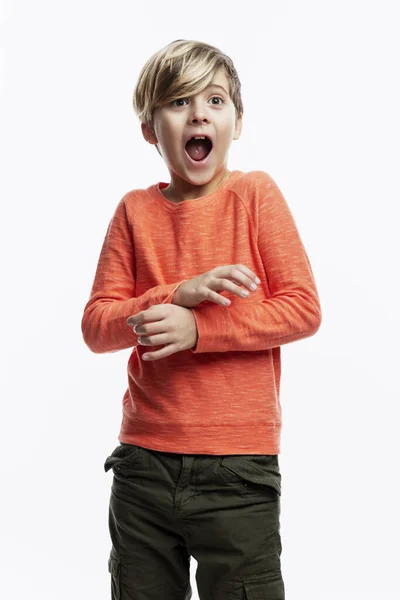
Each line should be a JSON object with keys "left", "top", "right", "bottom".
{"left": 205, "top": 84, "right": 229, "bottom": 95}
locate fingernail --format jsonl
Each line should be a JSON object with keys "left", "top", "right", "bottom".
{"left": 255, "top": 277, "right": 261, "bottom": 284}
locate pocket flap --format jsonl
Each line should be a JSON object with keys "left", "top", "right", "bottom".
{"left": 108, "top": 549, "right": 121, "bottom": 600}
{"left": 221, "top": 456, "right": 281, "bottom": 496}
{"left": 104, "top": 443, "right": 141, "bottom": 473}
{"left": 108, "top": 554, "right": 120, "bottom": 576}
{"left": 244, "top": 573, "right": 284, "bottom": 599}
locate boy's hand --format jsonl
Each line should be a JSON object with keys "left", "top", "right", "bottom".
{"left": 173, "top": 264, "right": 260, "bottom": 307}
{"left": 126, "top": 304, "right": 198, "bottom": 361}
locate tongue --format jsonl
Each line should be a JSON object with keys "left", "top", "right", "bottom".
{"left": 185, "top": 138, "right": 211, "bottom": 161}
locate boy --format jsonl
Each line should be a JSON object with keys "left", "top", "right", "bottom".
{"left": 81, "top": 39, "right": 322, "bottom": 600}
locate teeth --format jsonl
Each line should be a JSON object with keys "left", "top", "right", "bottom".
{"left": 194, "top": 136, "right": 206, "bottom": 139}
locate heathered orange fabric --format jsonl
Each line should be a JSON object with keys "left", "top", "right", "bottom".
{"left": 81, "top": 170, "right": 322, "bottom": 454}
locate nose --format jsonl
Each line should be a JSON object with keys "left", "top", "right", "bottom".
{"left": 189, "top": 99, "right": 209, "bottom": 123}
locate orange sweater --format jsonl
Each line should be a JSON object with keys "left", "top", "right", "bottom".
{"left": 81, "top": 170, "right": 322, "bottom": 454}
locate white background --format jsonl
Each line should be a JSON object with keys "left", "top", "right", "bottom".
{"left": 1, "top": 1, "right": 399, "bottom": 599}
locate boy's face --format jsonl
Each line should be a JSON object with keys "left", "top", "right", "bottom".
{"left": 141, "top": 68, "right": 242, "bottom": 196}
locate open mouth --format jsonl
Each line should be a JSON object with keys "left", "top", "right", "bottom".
{"left": 184, "top": 136, "right": 213, "bottom": 162}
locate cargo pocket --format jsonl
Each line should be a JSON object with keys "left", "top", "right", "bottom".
{"left": 108, "top": 551, "right": 121, "bottom": 600}
{"left": 243, "top": 569, "right": 285, "bottom": 599}
{"left": 104, "top": 443, "right": 142, "bottom": 474}
{"left": 218, "top": 456, "right": 281, "bottom": 499}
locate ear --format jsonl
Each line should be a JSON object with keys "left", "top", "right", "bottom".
{"left": 141, "top": 122, "right": 158, "bottom": 145}
{"left": 233, "top": 113, "right": 243, "bottom": 141}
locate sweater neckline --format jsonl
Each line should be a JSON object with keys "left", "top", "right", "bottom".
{"left": 148, "top": 170, "right": 242, "bottom": 211}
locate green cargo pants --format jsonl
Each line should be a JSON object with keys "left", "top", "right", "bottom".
{"left": 104, "top": 442, "right": 285, "bottom": 599}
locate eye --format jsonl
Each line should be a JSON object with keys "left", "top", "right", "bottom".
{"left": 171, "top": 98, "right": 189, "bottom": 107}
{"left": 171, "top": 95, "right": 225, "bottom": 107}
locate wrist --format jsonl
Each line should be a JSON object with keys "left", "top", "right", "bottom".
{"left": 172, "top": 283, "right": 185, "bottom": 306}
{"left": 172, "top": 289, "right": 181, "bottom": 305}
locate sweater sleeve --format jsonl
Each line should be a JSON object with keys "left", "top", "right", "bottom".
{"left": 189, "top": 176, "right": 322, "bottom": 354}
{"left": 81, "top": 197, "right": 185, "bottom": 354}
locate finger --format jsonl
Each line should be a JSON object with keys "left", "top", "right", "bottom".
{"left": 142, "top": 344, "right": 177, "bottom": 361}
{"left": 233, "top": 267, "right": 258, "bottom": 290}
{"left": 127, "top": 312, "right": 142, "bottom": 326}
{"left": 138, "top": 331, "right": 170, "bottom": 346}
{"left": 128, "top": 309, "right": 165, "bottom": 329}
{"left": 205, "top": 289, "right": 231, "bottom": 306}
{"left": 127, "top": 305, "right": 164, "bottom": 327}
{"left": 237, "top": 264, "right": 261, "bottom": 284}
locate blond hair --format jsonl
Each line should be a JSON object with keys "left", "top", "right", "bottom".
{"left": 132, "top": 39, "right": 243, "bottom": 154}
